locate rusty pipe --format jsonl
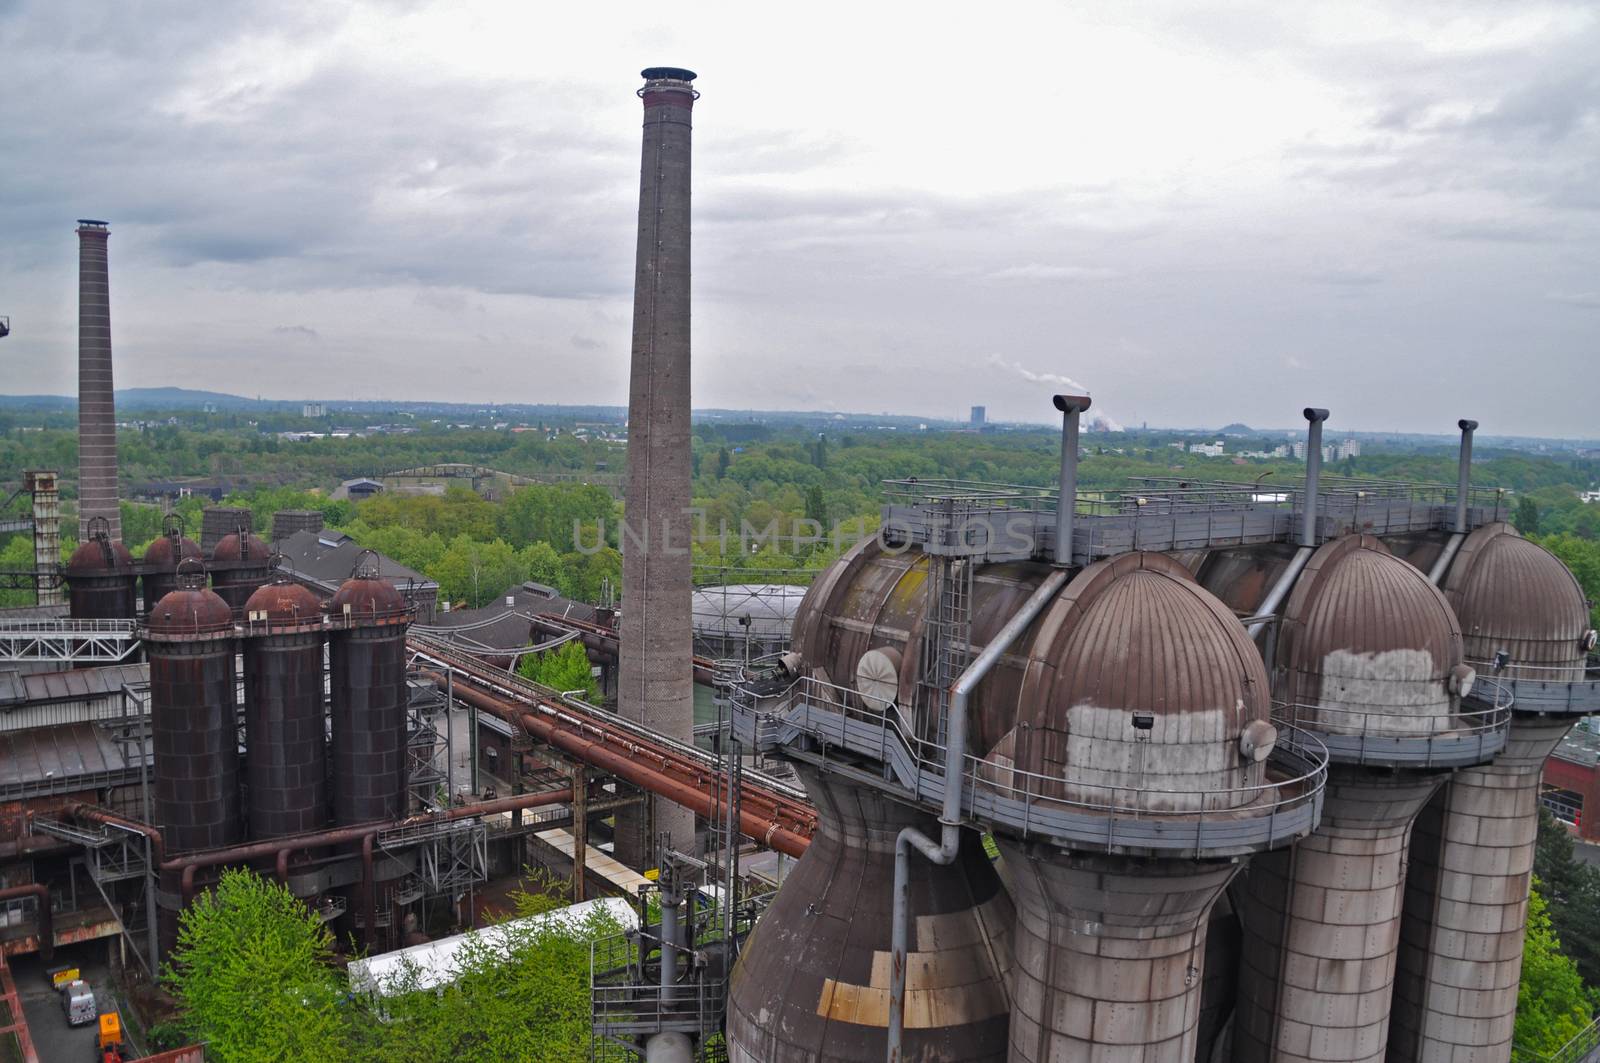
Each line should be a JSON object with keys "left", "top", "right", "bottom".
{"left": 361, "top": 833, "right": 376, "bottom": 949}
{"left": 0, "top": 884, "right": 52, "bottom": 964}
{"left": 276, "top": 849, "right": 290, "bottom": 884}
{"left": 72, "top": 805, "right": 164, "bottom": 868}
{"left": 159, "top": 788, "right": 573, "bottom": 872}
{"left": 438, "top": 674, "right": 811, "bottom": 858}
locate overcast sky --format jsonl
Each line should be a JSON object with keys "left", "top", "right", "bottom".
{"left": 2, "top": 1, "right": 1596, "bottom": 435}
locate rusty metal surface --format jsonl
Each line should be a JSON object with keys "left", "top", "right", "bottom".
{"left": 1004, "top": 551, "right": 1271, "bottom": 812}
{"left": 1275, "top": 534, "right": 1463, "bottom": 724}
{"left": 0, "top": 722, "right": 131, "bottom": 791}
{"left": 244, "top": 618, "right": 327, "bottom": 839}
{"left": 140, "top": 532, "right": 202, "bottom": 615}
{"left": 0, "top": 663, "right": 145, "bottom": 708}
{"left": 1443, "top": 522, "right": 1590, "bottom": 677}
{"left": 210, "top": 531, "right": 272, "bottom": 614}
{"left": 331, "top": 618, "right": 408, "bottom": 825}
{"left": 65, "top": 537, "right": 137, "bottom": 621}
{"left": 726, "top": 768, "right": 1010, "bottom": 1062}
{"left": 149, "top": 617, "right": 242, "bottom": 853}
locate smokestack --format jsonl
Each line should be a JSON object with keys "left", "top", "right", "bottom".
{"left": 617, "top": 66, "right": 698, "bottom": 865}
{"left": 1300, "top": 407, "right": 1329, "bottom": 547}
{"left": 76, "top": 220, "right": 120, "bottom": 543}
{"left": 1052, "top": 394, "right": 1090, "bottom": 567}
{"left": 1454, "top": 418, "right": 1477, "bottom": 533}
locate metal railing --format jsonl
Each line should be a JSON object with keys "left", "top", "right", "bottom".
{"left": 1271, "top": 678, "right": 1513, "bottom": 769}
{"left": 1463, "top": 654, "right": 1600, "bottom": 717}
{"left": 735, "top": 674, "right": 1328, "bottom": 856}
{"left": 1512, "top": 1016, "right": 1600, "bottom": 1063}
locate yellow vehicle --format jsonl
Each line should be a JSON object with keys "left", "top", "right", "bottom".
{"left": 97, "top": 1012, "right": 126, "bottom": 1062}
{"left": 47, "top": 966, "right": 80, "bottom": 990}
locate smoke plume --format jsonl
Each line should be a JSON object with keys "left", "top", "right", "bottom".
{"left": 984, "top": 355, "right": 1124, "bottom": 431}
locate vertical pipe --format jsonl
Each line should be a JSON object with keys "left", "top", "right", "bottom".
{"left": 1052, "top": 395, "right": 1091, "bottom": 567}
{"left": 1301, "top": 408, "right": 1330, "bottom": 547}
{"left": 1454, "top": 419, "right": 1478, "bottom": 534}
{"left": 75, "top": 220, "right": 120, "bottom": 543}
{"left": 619, "top": 66, "right": 699, "bottom": 864}
{"left": 887, "top": 567, "right": 1071, "bottom": 1062}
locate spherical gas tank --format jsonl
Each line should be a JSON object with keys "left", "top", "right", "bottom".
{"left": 243, "top": 579, "right": 329, "bottom": 839}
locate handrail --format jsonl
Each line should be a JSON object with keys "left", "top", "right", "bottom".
{"left": 1271, "top": 680, "right": 1514, "bottom": 742}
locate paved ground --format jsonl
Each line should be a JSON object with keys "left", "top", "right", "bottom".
{"left": 9, "top": 942, "right": 111, "bottom": 1063}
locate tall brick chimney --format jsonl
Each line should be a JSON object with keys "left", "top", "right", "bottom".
{"left": 76, "top": 220, "right": 120, "bottom": 543}
{"left": 617, "top": 68, "right": 698, "bottom": 866}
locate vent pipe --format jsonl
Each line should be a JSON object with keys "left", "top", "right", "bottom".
{"left": 1301, "top": 407, "right": 1329, "bottom": 548}
{"left": 1454, "top": 418, "right": 1477, "bottom": 534}
{"left": 1052, "top": 394, "right": 1091, "bottom": 567}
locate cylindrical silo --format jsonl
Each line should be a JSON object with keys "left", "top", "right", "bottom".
{"left": 983, "top": 552, "right": 1278, "bottom": 1063}
{"left": 725, "top": 765, "right": 1013, "bottom": 1062}
{"left": 141, "top": 517, "right": 202, "bottom": 616}
{"left": 329, "top": 559, "right": 411, "bottom": 824}
{"left": 210, "top": 528, "right": 272, "bottom": 617}
{"left": 1387, "top": 523, "right": 1596, "bottom": 1063}
{"left": 65, "top": 519, "right": 138, "bottom": 621}
{"left": 1234, "top": 534, "right": 1478, "bottom": 1063}
{"left": 243, "top": 579, "right": 329, "bottom": 839}
{"left": 145, "top": 569, "right": 242, "bottom": 854}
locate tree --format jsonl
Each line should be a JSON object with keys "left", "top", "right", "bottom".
{"left": 1515, "top": 879, "right": 1598, "bottom": 1054}
{"left": 1515, "top": 496, "right": 1541, "bottom": 536}
{"left": 517, "top": 640, "right": 599, "bottom": 700}
{"left": 716, "top": 446, "right": 731, "bottom": 479}
{"left": 1536, "top": 807, "right": 1600, "bottom": 987}
{"left": 164, "top": 869, "right": 348, "bottom": 1063}
{"left": 434, "top": 535, "right": 526, "bottom": 609}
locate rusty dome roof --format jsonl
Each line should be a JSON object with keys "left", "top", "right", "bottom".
{"left": 67, "top": 536, "right": 135, "bottom": 574}
{"left": 211, "top": 530, "right": 270, "bottom": 564}
{"left": 1017, "top": 551, "right": 1270, "bottom": 732}
{"left": 1276, "top": 533, "right": 1462, "bottom": 712}
{"left": 330, "top": 575, "right": 408, "bottom": 619}
{"left": 1443, "top": 522, "right": 1590, "bottom": 672}
{"left": 147, "top": 585, "right": 236, "bottom": 638}
{"left": 143, "top": 533, "right": 202, "bottom": 569}
{"left": 244, "top": 579, "right": 324, "bottom": 623}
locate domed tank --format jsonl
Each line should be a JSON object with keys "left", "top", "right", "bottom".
{"left": 329, "top": 554, "right": 411, "bottom": 825}
{"left": 145, "top": 568, "right": 242, "bottom": 854}
{"left": 242, "top": 579, "right": 328, "bottom": 839}
{"left": 1235, "top": 534, "right": 1471, "bottom": 1063}
{"left": 141, "top": 516, "right": 202, "bottom": 616}
{"left": 210, "top": 528, "right": 272, "bottom": 617}
{"left": 65, "top": 519, "right": 137, "bottom": 621}
{"left": 790, "top": 537, "right": 1061, "bottom": 756}
{"left": 724, "top": 765, "right": 1014, "bottom": 1063}
{"left": 984, "top": 552, "right": 1272, "bottom": 1063}
{"left": 1389, "top": 524, "right": 1595, "bottom": 1063}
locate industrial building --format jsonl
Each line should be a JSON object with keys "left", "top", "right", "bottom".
{"left": 1, "top": 65, "right": 1598, "bottom": 1063}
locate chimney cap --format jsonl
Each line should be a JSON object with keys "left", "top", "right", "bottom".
{"left": 1458, "top": 418, "right": 1479, "bottom": 432}
{"left": 76, "top": 219, "right": 109, "bottom": 229}
{"left": 1052, "top": 394, "right": 1092, "bottom": 413}
{"left": 641, "top": 67, "right": 697, "bottom": 82}
{"left": 1302, "top": 407, "right": 1330, "bottom": 423}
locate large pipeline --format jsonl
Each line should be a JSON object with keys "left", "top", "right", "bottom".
{"left": 0, "top": 884, "right": 52, "bottom": 963}
{"left": 432, "top": 672, "right": 813, "bottom": 858}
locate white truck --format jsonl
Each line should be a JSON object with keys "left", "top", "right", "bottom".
{"left": 60, "top": 979, "right": 96, "bottom": 1026}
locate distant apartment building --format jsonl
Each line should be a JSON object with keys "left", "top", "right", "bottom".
{"left": 1337, "top": 437, "right": 1361, "bottom": 460}
{"left": 302, "top": 402, "right": 327, "bottom": 418}
{"left": 1581, "top": 490, "right": 1600, "bottom": 504}
{"left": 1188, "top": 441, "right": 1225, "bottom": 457}
{"left": 970, "top": 405, "right": 986, "bottom": 426}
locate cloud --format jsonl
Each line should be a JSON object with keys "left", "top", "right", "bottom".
{"left": 985, "top": 264, "right": 1120, "bottom": 283}
{"left": 272, "top": 324, "right": 320, "bottom": 339}
{"left": 1545, "top": 291, "right": 1600, "bottom": 310}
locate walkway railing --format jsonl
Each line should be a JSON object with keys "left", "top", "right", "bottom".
{"left": 1512, "top": 1016, "right": 1600, "bottom": 1063}
{"left": 735, "top": 674, "right": 1328, "bottom": 857}
{"left": 1272, "top": 678, "right": 1512, "bottom": 769}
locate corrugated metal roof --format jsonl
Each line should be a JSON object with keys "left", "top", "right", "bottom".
{"left": 0, "top": 722, "right": 131, "bottom": 788}
{"left": 0, "top": 664, "right": 147, "bottom": 708}
{"left": 1444, "top": 522, "right": 1590, "bottom": 675}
